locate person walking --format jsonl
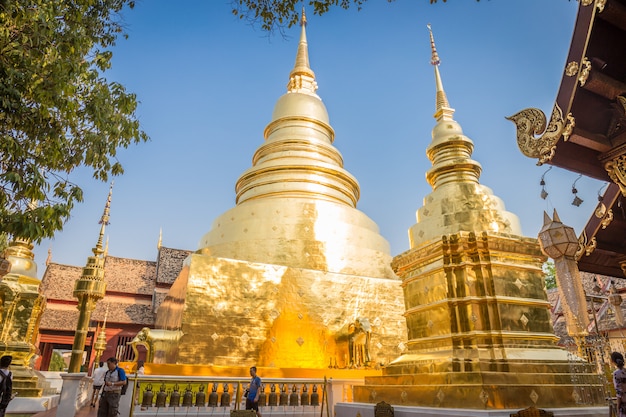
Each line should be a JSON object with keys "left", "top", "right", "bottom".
{"left": 245, "top": 366, "right": 262, "bottom": 417}
{"left": 0, "top": 356, "right": 13, "bottom": 417}
{"left": 98, "top": 357, "right": 127, "bottom": 417}
{"left": 91, "top": 362, "right": 107, "bottom": 407}
{"left": 613, "top": 351, "right": 626, "bottom": 417}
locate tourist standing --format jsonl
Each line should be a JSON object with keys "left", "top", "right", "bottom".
{"left": 98, "top": 357, "right": 127, "bottom": 417}
{"left": 613, "top": 352, "right": 626, "bottom": 417}
{"left": 246, "top": 366, "right": 262, "bottom": 417}
{"left": 91, "top": 361, "right": 107, "bottom": 407}
{"left": 0, "top": 355, "right": 13, "bottom": 417}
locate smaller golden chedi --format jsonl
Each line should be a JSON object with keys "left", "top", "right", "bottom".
{"left": 353, "top": 26, "right": 604, "bottom": 410}
{"left": 0, "top": 237, "right": 46, "bottom": 396}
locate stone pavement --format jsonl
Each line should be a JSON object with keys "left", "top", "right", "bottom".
{"left": 31, "top": 404, "right": 97, "bottom": 417}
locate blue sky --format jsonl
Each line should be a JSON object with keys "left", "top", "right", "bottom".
{"left": 32, "top": 0, "right": 602, "bottom": 274}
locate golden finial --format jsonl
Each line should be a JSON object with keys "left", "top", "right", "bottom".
{"left": 94, "top": 182, "right": 113, "bottom": 256}
{"left": 427, "top": 24, "right": 453, "bottom": 121}
{"left": 45, "top": 247, "right": 52, "bottom": 266}
{"left": 94, "top": 305, "right": 109, "bottom": 357}
{"left": 288, "top": 7, "right": 317, "bottom": 95}
{"left": 427, "top": 24, "right": 440, "bottom": 66}
{"left": 157, "top": 227, "right": 162, "bottom": 250}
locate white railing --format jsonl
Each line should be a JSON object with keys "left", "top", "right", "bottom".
{"left": 122, "top": 375, "right": 363, "bottom": 417}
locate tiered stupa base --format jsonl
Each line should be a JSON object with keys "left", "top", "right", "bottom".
{"left": 336, "top": 402, "right": 607, "bottom": 417}
{"left": 354, "top": 356, "right": 605, "bottom": 409}
{"left": 156, "top": 253, "right": 407, "bottom": 368}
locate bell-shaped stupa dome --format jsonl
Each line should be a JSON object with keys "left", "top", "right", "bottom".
{"left": 198, "top": 11, "right": 395, "bottom": 279}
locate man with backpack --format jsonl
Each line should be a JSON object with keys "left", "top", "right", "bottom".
{"left": 98, "top": 357, "right": 127, "bottom": 417}
{"left": 0, "top": 355, "right": 13, "bottom": 417}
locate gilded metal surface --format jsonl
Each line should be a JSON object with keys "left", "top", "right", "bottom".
{"left": 562, "top": 112, "right": 575, "bottom": 141}
{"left": 355, "top": 32, "right": 604, "bottom": 409}
{"left": 575, "top": 230, "right": 588, "bottom": 261}
{"left": 156, "top": 255, "right": 406, "bottom": 368}
{"left": 155, "top": 19, "right": 406, "bottom": 368}
{"left": 411, "top": 39, "right": 522, "bottom": 246}
{"left": 93, "top": 309, "right": 108, "bottom": 365}
{"left": 0, "top": 238, "right": 46, "bottom": 396}
{"left": 539, "top": 211, "right": 590, "bottom": 337}
{"left": 605, "top": 154, "right": 626, "bottom": 196}
{"left": 128, "top": 327, "right": 184, "bottom": 363}
{"left": 69, "top": 185, "right": 112, "bottom": 372}
{"left": 601, "top": 208, "right": 614, "bottom": 229}
{"left": 578, "top": 57, "right": 591, "bottom": 87}
{"left": 597, "top": 0, "right": 606, "bottom": 12}
{"left": 506, "top": 104, "right": 568, "bottom": 165}
{"left": 565, "top": 61, "right": 579, "bottom": 77}
{"left": 357, "top": 232, "right": 604, "bottom": 409}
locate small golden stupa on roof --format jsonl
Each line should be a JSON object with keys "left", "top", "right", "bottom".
{"left": 155, "top": 10, "right": 407, "bottom": 369}
{"left": 352, "top": 26, "right": 604, "bottom": 410}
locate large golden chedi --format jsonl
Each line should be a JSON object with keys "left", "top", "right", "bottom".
{"left": 353, "top": 28, "right": 604, "bottom": 409}
{"left": 155, "top": 15, "right": 406, "bottom": 369}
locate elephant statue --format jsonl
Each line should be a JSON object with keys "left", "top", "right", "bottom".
{"left": 348, "top": 317, "right": 372, "bottom": 367}
{"left": 127, "top": 327, "right": 183, "bottom": 363}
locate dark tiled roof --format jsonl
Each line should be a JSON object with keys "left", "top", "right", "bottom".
{"left": 40, "top": 299, "right": 155, "bottom": 330}
{"left": 41, "top": 256, "right": 157, "bottom": 301}
{"left": 103, "top": 256, "right": 156, "bottom": 295}
{"left": 40, "top": 249, "right": 190, "bottom": 331}
{"left": 40, "top": 263, "right": 82, "bottom": 301}
{"left": 156, "top": 247, "right": 191, "bottom": 285}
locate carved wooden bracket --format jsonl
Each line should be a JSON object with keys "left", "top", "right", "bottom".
{"left": 507, "top": 104, "right": 574, "bottom": 165}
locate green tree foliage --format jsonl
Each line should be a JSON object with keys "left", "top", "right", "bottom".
{"left": 0, "top": 0, "right": 148, "bottom": 242}
{"left": 543, "top": 260, "right": 556, "bottom": 289}
{"left": 231, "top": 0, "right": 479, "bottom": 33}
{"left": 49, "top": 350, "right": 68, "bottom": 372}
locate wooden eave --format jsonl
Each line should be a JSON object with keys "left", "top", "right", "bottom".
{"left": 548, "top": 0, "right": 626, "bottom": 277}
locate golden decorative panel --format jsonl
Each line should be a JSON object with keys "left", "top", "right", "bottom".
{"left": 578, "top": 57, "right": 591, "bottom": 87}
{"left": 601, "top": 209, "right": 614, "bottom": 229}
{"left": 605, "top": 154, "right": 626, "bottom": 196}
{"left": 565, "top": 61, "right": 579, "bottom": 77}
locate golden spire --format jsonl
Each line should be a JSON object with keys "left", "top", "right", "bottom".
{"left": 427, "top": 24, "right": 454, "bottom": 121}
{"left": 69, "top": 183, "right": 111, "bottom": 372}
{"left": 157, "top": 227, "right": 162, "bottom": 249}
{"left": 287, "top": 7, "right": 318, "bottom": 95}
{"left": 103, "top": 236, "right": 109, "bottom": 258}
{"left": 407, "top": 25, "right": 522, "bottom": 247}
{"left": 94, "top": 182, "right": 113, "bottom": 257}
{"left": 93, "top": 306, "right": 109, "bottom": 363}
{"left": 45, "top": 247, "right": 52, "bottom": 266}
